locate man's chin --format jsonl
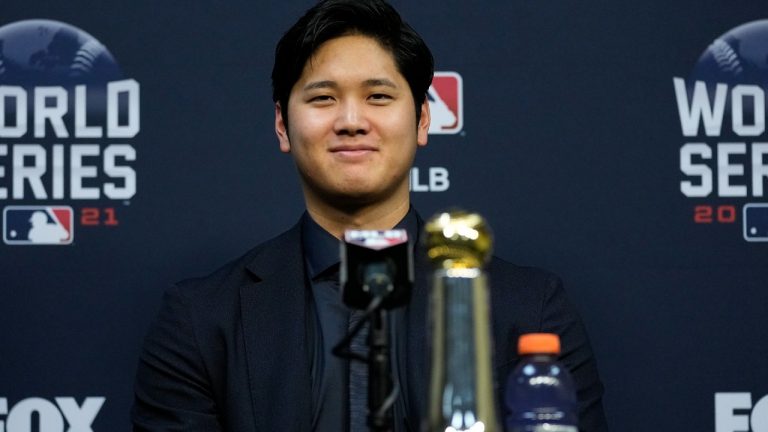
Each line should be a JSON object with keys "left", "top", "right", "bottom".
{"left": 302, "top": 174, "right": 410, "bottom": 210}
{"left": 327, "top": 189, "right": 382, "bottom": 206}
{"left": 316, "top": 185, "right": 400, "bottom": 209}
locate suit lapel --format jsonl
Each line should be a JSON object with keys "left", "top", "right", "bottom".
{"left": 240, "top": 223, "right": 313, "bottom": 430}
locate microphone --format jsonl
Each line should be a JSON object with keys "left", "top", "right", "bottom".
{"left": 340, "top": 229, "right": 413, "bottom": 310}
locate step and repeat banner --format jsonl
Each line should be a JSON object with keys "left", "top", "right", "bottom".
{"left": 1, "top": 1, "right": 766, "bottom": 431}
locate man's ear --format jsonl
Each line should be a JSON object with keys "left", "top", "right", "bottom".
{"left": 417, "top": 98, "right": 430, "bottom": 147}
{"left": 275, "top": 102, "right": 291, "bottom": 153}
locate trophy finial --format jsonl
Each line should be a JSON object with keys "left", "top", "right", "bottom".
{"left": 424, "top": 209, "right": 493, "bottom": 269}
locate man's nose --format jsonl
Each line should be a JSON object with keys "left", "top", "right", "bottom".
{"left": 334, "top": 99, "right": 369, "bottom": 136}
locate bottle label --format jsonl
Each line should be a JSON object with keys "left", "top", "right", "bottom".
{"left": 511, "top": 424, "right": 579, "bottom": 432}
{"left": 534, "top": 425, "right": 579, "bottom": 432}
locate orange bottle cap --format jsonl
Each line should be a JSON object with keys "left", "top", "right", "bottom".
{"left": 518, "top": 333, "right": 561, "bottom": 355}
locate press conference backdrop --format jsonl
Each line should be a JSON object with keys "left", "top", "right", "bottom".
{"left": 0, "top": 1, "right": 766, "bottom": 431}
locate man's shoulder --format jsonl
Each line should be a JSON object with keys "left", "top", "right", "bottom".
{"left": 488, "top": 255, "right": 562, "bottom": 291}
{"left": 173, "top": 222, "right": 302, "bottom": 301}
{"left": 486, "top": 255, "right": 566, "bottom": 317}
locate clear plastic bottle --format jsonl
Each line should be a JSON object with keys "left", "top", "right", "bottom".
{"left": 504, "top": 333, "right": 578, "bottom": 432}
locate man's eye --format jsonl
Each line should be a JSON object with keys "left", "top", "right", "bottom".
{"left": 369, "top": 93, "right": 392, "bottom": 102}
{"left": 309, "top": 95, "right": 333, "bottom": 103}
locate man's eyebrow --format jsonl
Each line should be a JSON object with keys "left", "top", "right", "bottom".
{"left": 302, "top": 78, "right": 398, "bottom": 92}
{"left": 302, "top": 80, "right": 338, "bottom": 91}
{"left": 364, "top": 78, "right": 397, "bottom": 88}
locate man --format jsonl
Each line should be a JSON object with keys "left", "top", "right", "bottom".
{"left": 131, "top": 1, "right": 609, "bottom": 431}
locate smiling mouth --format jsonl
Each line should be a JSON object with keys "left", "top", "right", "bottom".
{"left": 330, "top": 146, "right": 377, "bottom": 158}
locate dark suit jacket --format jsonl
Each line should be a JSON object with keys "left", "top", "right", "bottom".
{"left": 132, "top": 219, "right": 608, "bottom": 431}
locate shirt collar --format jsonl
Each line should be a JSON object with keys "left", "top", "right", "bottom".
{"left": 301, "top": 206, "right": 419, "bottom": 280}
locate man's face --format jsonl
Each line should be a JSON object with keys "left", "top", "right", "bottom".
{"left": 275, "top": 34, "right": 430, "bottom": 208}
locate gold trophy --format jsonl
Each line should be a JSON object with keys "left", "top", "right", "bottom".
{"left": 425, "top": 210, "right": 499, "bottom": 432}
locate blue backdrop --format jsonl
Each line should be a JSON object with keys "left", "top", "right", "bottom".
{"left": 1, "top": 1, "right": 766, "bottom": 431}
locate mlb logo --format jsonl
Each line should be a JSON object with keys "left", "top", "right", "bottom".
{"left": 743, "top": 203, "right": 768, "bottom": 242}
{"left": 3, "top": 206, "right": 74, "bottom": 245}
{"left": 428, "top": 71, "right": 463, "bottom": 134}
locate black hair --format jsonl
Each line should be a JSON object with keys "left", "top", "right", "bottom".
{"left": 271, "top": 0, "right": 434, "bottom": 125}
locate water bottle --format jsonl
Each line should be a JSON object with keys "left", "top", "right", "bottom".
{"left": 504, "top": 333, "right": 578, "bottom": 432}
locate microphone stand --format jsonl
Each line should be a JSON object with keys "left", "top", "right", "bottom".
{"left": 334, "top": 261, "right": 399, "bottom": 432}
{"left": 368, "top": 304, "right": 392, "bottom": 431}
{"left": 364, "top": 262, "right": 396, "bottom": 432}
